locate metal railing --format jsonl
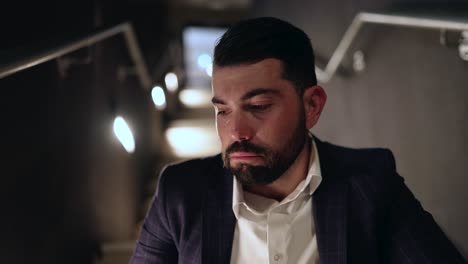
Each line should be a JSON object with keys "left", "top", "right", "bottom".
{"left": 3, "top": 13, "right": 467, "bottom": 85}
{"left": 315, "top": 11, "right": 468, "bottom": 83}
{"left": 0, "top": 22, "right": 152, "bottom": 89}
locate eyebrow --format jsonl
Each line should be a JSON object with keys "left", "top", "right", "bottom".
{"left": 241, "top": 88, "right": 280, "bottom": 101}
{"left": 211, "top": 88, "right": 280, "bottom": 105}
{"left": 211, "top": 97, "right": 226, "bottom": 105}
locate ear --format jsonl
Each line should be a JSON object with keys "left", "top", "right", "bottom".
{"left": 303, "top": 85, "right": 327, "bottom": 129}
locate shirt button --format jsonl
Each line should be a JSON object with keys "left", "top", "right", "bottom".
{"left": 274, "top": 254, "right": 281, "bottom": 261}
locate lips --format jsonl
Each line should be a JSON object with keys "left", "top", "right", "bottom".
{"left": 229, "top": 151, "right": 262, "bottom": 160}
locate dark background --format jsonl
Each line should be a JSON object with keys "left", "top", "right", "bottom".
{"left": 1, "top": 0, "right": 467, "bottom": 263}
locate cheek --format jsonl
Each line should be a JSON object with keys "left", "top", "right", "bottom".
{"left": 216, "top": 122, "right": 229, "bottom": 148}
{"left": 264, "top": 108, "right": 302, "bottom": 138}
{"left": 265, "top": 123, "right": 289, "bottom": 141}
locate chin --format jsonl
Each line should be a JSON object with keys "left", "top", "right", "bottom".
{"left": 231, "top": 161, "right": 264, "bottom": 169}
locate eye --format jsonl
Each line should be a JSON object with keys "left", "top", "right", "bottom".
{"left": 248, "top": 104, "right": 271, "bottom": 112}
{"left": 216, "top": 108, "right": 229, "bottom": 116}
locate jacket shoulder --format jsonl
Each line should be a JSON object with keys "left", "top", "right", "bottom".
{"left": 316, "top": 139, "right": 396, "bottom": 172}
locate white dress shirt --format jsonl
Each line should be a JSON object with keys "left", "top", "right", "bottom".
{"left": 230, "top": 139, "right": 322, "bottom": 264}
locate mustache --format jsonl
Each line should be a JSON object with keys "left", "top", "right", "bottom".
{"left": 225, "top": 141, "right": 266, "bottom": 156}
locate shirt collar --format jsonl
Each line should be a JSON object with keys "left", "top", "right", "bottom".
{"left": 306, "top": 137, "right": 322, "bottom": 195}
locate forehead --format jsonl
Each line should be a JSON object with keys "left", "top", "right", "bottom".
{"left": 212, "top": 58, "right": 294, "bottom": 99}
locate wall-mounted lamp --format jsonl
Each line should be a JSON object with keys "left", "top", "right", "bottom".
{"left": 197, "top": 53, "right": 211, "bottom": 69}
{"left": 179, "top": 88, "right": 211, "bottom": 108}
{"left": 151, "top": 85, "right": 166, "bottom": 110}
{"left": 165, "top": 119, "right": 220, "bottom": 158}
{"left": 113, "top": 116, "right": 135, "bottom": 154}
{"left": 165, "top": 72, "right": 179, "bottom": 92}
{"left": 197, "top": 53, "right": 213, "bottom": 77}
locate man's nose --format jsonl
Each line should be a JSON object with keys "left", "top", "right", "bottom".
{"left": 230, "top": 111, "right": 254, "bottom": 142}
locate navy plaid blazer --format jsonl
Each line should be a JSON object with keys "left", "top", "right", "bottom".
{"left": 130, "top": 138, "right": 466, "bottom": 264}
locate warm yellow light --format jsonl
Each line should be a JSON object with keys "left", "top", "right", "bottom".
{"left": 113, "top": 116, "right": 135, "bottom": 153}
{"left": 151, "top": 86, "right": 166, "bottom": 110}
{"left": 179, "top": 88, "right": 212, "bottom": 108}
{"left": 165, "top": 72, "right": 179, "bottom": 92}
{"left": 165, "top": 120, "right": 220, "bottom": 158}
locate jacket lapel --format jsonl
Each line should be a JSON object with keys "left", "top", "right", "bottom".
{"left": 202, "top": 160, "right": 236, "bottom": 264}
{"left": 313, "top": 139, "right": 348, "bottom": 264}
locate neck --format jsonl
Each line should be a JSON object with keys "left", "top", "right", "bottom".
{"left": 245, "top": 140, "right": 312, "bottom": 202}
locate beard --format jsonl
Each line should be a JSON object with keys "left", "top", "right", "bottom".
{"left": 222, "top": 112, "right": 308, "bottom": 186}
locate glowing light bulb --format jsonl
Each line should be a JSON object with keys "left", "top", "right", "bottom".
{"left": 179, "top": 89, "right": 211, "bottom": 108}
{"left": 113, "top": 116, "right": 135, "bottom": 153}
{"left": 197, "top": 53, "right": 212, "bottom": 69}
{"left": 165, "top": 72, "right": 178, "bottom": 92}
{"left": 165, "top": 125, "right": 220, "bottom": 157}
{"left": 151, "top": 86, "right": 166, "bottom": 110}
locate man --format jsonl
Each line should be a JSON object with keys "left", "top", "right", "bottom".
{"left": 130, "top": 17, "right": 466, "bottom": 263}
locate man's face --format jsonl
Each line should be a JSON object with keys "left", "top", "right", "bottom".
{"left": 211, "top": 58, "right": 309, "bottom": 186}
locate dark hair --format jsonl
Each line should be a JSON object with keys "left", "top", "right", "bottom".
{"left": 214, "top": 17, "right": 317, "bottom": 94}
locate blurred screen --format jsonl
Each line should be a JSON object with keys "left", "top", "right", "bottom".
{"left": 182, "top": 26, "right": 226, "bottom": 90}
